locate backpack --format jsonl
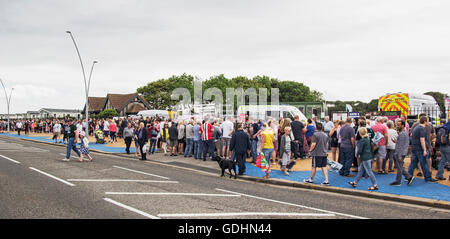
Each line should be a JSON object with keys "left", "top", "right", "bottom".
{"left": 151, "top": 127, "right": 158, "bottom": 137}
{"left": 436, "top": 128, "right": 449, "bottom": 146}
{"left": 367, "top": 127, "right": 375, "bottom": 140}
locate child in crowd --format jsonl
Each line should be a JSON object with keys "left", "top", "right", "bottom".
{"left": 79, "top": 131, "right": 93, "bottom": 162}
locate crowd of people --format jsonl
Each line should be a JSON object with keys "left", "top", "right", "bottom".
{"left": 2, "top": 112, "right": 449, "bottom": 188}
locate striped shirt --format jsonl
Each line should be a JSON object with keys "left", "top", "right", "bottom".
{"left": 200, "top": 122, "right": 213, "bottom": 141}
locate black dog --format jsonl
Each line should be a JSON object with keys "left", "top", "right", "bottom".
{"left": 214, "top": 156, "right": 237, "bottom": 179}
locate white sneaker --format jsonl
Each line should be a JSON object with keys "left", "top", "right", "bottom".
{"left": 62, "top": 158, "right": 70, "bottom": 162}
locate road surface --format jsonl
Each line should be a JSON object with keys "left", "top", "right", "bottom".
{"left": 0, "top": 136, "right": 449, "bottom": 219}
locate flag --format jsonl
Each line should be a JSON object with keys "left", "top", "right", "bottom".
{"left": 346, "top": 104, "right": 353, "bottom": 112}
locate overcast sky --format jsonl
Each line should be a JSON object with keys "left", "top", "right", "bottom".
{"left": 1, "top": 0, "right": 449, "bottom": 113}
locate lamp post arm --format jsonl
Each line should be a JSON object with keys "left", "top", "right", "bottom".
{"left": 67, "top": 31, "right": 89, "bottom": 137}
{"left": 0, "top": 78, "right": 11, "bottom": 132}
{"left": 87, "top": 61, "right": 97, "bottom": 95}
{"left": 0, "top": 79, "right": 9, "bottom": 106}
{"left": 67, "top": 32, "right": 88, "bottom": 93}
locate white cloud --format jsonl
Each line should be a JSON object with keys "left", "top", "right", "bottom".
{"left": 0, "top": 0, "right": 449, "bottom": 113}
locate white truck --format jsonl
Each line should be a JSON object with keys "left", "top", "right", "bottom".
{"left": 237, "top": 104, "right": 307, "bottom": 122}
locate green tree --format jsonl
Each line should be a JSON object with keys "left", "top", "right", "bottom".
{"left": 137, "top": 74, "right": 324, "bottom": 110}
{"left": 137, "top": 73, "right": 195, "bottom": 110}
{"left": 97, "top": 109, "right": 118, "bottom": 118}
{"left": 276, "top": 81, "right": 316, "bottom": 102}
{"left": 366, "top": 99, "right": 379, "bottom": 112}
{"left": 424, "top": 91, "right": 448, "bottom": 113}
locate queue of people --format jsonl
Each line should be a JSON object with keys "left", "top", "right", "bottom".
{"left": 2, "top": 112, "right": 449, "bottom": 188}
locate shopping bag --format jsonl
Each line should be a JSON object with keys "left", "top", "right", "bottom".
{"left": 256, "top": 152, "right": 264, "bottom": 168}
{"left": 327, "top": 158, "right": 343, "bottom": 172}
{"left": 142, "top": 143, "right": 149, "bottom": 153}
{"left": 259, "top": 152, "right": 271, "bottom": 174}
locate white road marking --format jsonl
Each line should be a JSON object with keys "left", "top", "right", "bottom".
{"left": 105, "top": 192, "right": 241, "bottom": 197}
{"left": 215, "top": 188, "right": 368, "bottom": 219}
{"left": 67, "top": 179, "right": 179, "bottom": 183}
{"left": 103, "top": 198, "right": 160, "bottom": 219}
{"left": 0, "top": 154, "right": 21, "bottom": 164}
{"left": 59, "top": 153, "right": 80, "bottom": 159}
{"left": 158, "top": 212, "right": 336, "bottom": 218}
{"left": 29, "top": 167, "right": 75, "bottom": 187}
{"left": 112, "top": 165, "right": 170, "bottom": 180}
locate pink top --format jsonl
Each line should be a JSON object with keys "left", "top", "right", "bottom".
{"left": 371, "top": 123, "right": 388, "bottom": 146}
{"left": 109, "top": 123, "right": 117, "bottom": 132}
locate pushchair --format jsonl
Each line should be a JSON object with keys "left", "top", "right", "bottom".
{"left": 95, "top": 130, "right": 105, "bottom": 144}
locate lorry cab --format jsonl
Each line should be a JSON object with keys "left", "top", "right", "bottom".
{"left": 237, "top": 105, "right": 307, "bottom": 121}
{"left": 137, "top": 110, "right": 170, "bottom": 119}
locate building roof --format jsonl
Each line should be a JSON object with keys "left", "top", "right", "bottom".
{"left": 127, "top": 103, "right": 148, "bottom": 114}
{"left": 88, "top": 97, "right": 107, "bottom": 112}
{"left": 39, "top": 108, "right": 81, "bottom": 113}
{"left": 106, "top": 93, "right": 151, "bottom": 112}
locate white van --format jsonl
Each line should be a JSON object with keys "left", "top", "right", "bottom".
{"left": 137, "top": 110, "right": 169, "bottom": 119}
{"left": 237, "top": 105, "right": 307, "bottom": 121}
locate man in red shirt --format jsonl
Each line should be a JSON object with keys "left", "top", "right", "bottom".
{"left": 371, "top": 117, "right": 389, "bottom": 173}
{"left": 199, "top": 119, "right": 215, "bottom": 161}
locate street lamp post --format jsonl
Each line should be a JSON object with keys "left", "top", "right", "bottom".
{"left": 66, "top": 31, "right": 97, "bottom": 138}
{"left": 0, "top": 78, "right": 13, "bottom": 132}
{"left": 88, "top": 61, "right": 98, "bottom": 95}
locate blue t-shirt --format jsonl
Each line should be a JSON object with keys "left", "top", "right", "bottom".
{"left": 193, "top": 124, "right": 201, "bottom": 141}
{"left": 306, "top": 125, "right": 316, "bottom": 137}
{"left": 411, "top": 125, "right": 427, "bottom": 151}
{"left": 340, "top": 124, "right": 355, "bottom": 149}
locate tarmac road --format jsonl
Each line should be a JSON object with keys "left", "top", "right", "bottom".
{"left": 0, "top": 136, "right": 449, "bottom": 219}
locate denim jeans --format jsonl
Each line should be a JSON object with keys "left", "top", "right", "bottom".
{"left": 408, "top": 149, "right": 432, "bottom": 181}
{"left": 251, "top": 139, "right": 258, "bottom": 163}
{"left": 437, "top": 145, "right": 450, "bottom": 178}
{"left": 354, "top": 160, "right": 377, "bottom": 185}
{"left": 193, "top": 140, "right": 202, "bottom": 159}
{"left": 339, "top": 147, "right": 354, "bottom": 176}
{"left": 184, "top": 138, "right": 194, "bottom": 156}
{"left": 202, "top": 139, "right": 215, "bottom": 160}
{"left": 66, "top": 137, "right": 80, "bottom": 159}
{"left": 262, "top": 148, "right": 274, "bottom": 162}
{"left": 149, "top": 138, "right": 157, "bottom": 154}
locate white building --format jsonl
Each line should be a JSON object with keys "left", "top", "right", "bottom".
{"left": 15, "top": 113, "right": 26, "bottom": 120}
{"left": 26, "top": 111, "right": 40, "bottom": 119}
{"left": 0, "top": 114, "right": 16, "bottom": 120}
{"left": 39, "top": 108, "right": 82, "bottom": 119}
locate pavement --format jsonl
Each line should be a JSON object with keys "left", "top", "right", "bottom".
{"left": 1, "top": 135, "right": 450, "bottom": 219}
{"left": 2, "top": 131, "right": 450, "bottom": 209}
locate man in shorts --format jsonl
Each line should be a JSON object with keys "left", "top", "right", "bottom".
{"left": 53, "top": 120, "right": 61, "bottom": 143}
{"left": 371, "top": 117, "right": 388, "bottom": 174}
{"left": 221, "top": 117, "right": 234, "bottom": 159}
{"left": 304, "top": 123, "right": 330, "bottom": 185}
